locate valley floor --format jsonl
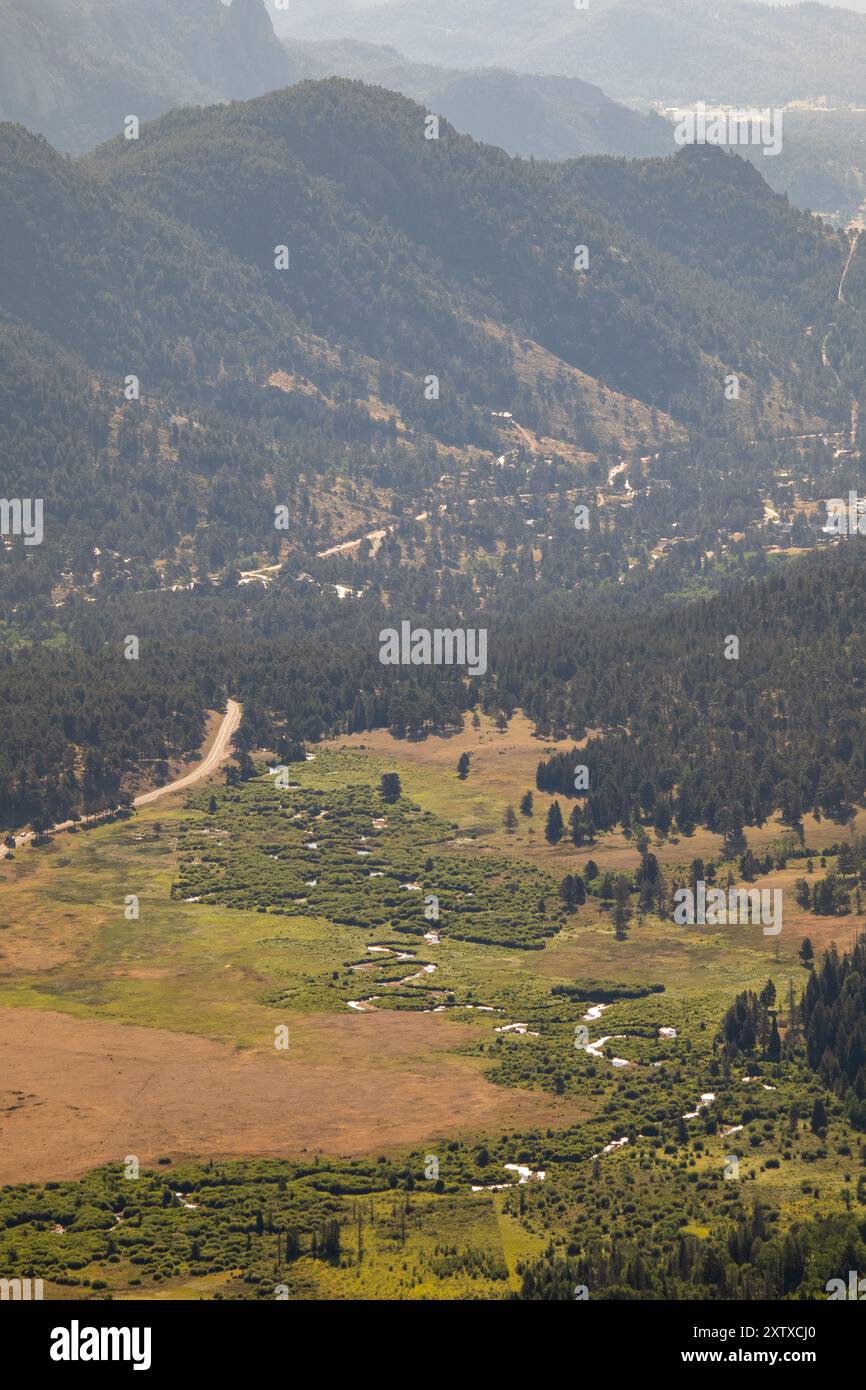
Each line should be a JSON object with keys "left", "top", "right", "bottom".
{"left": 1, "top": 711, "right": 863, "bottom": 1299}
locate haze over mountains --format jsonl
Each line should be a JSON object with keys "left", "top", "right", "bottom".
{"left": 4, "top": 0, "right": 866, "bottom": 222}
{"left": 0, "top": 0, "right": 298, "bottom": 151}
{"left": 291, "top": 43, "right": 675, "bottom": 161}
{"left": 0, "top": 5, "right": 860, "bottom": 748}
{"left": 274, "top": 1, "right": 866, "bottom": 220}
{"left": 275, "top": 0, "right": 866, "bottom": 105}
{"left": 0, "top": 0, "right": 859, "bottom": 609}
{"left": 1, "top": 0, "right": 861, "bottom": 806}
{"left": 0, "top": 78, "right": 847, "bottom": 596}
{"left": 0, "top": 0, "right": 673, "bottom": 160}
{"left": 760, "top": 0, "right": 866, "bottom": 11}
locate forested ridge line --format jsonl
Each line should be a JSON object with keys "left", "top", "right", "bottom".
{"left": 3, "top": 543, "right": 866, "bottom": 835}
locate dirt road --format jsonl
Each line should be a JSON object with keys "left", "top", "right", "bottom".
{"left": 2, "top": 699, "right": 242, "bottom": 855}
{"left": 133, "top": 699, "right": 242, "bottom": 808}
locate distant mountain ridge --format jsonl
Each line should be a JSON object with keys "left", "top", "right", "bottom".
{"left": 274, "top": 0, "right": 866, "bottom": 104}
{"left": 290, "top": 39, "right": 674, "bottom": 160}
{"left": 0, "top": 0, "right": 297, "bottom": 152}
{"left": 0, "top": 79, "right": 841, "bottom": 482}
{"left": 0, "top": 76, "right": 850, "bottom": 623}
{"left": 0, "top": 0, "right": 675, "bottom": 162}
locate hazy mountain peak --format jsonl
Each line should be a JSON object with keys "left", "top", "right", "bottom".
{"left": 0, "top": 0, "right": 297, "bottom": 151}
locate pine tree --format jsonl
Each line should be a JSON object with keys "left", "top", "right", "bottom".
{"left": 380, "top": 772, "right": 402, "bottom": 804}
{"left": 613, "top": 876, "right": 631, "bottom": 940}
{"left": 767, "top": 1016, "right": 781, "bottom": 1062}
{"left": 545, "top": 800, "right": 564, "bottom": 844}
{"left": 759, "top": 979, "right": 776, "bottom": 1010}
{"left": 559, "top": 875, "right": 576, "bottom": 910}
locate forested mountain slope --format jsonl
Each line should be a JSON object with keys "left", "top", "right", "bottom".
{"left": 0, "top": 79, "right": 849, "bottom": 604}
{"left": 0, "top": 79, "right": 859, "bottom": 832}
{"left": 78, "top": 80, "right": 842, "bottom": 422}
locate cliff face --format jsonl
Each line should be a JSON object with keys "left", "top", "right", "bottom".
{"left": 221, "top": 0, "right": 296, "bottom": 98}
{"left": 0, "top": 0, "right": 298, "bottom": 152}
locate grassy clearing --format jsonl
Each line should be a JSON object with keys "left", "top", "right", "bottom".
{"left": 3, "top": 709, "right": 866, "bottom": 1297}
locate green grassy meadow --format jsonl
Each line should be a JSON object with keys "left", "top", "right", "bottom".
{"left": 2, "top": 714, "right": 865, "bottom": 1298}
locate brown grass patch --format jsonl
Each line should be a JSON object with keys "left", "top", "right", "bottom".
{"left": 0, "top": 1007, "right": 584, "bottom": 1184}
